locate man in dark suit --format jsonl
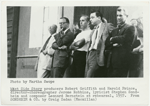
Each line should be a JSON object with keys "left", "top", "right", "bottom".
{"left": 51, "top": 17, "right": 74, "bottom": 78}
{"left": 85, "top": 11, "right": 114, "bottom": 77}
{"left": 105, "top": 7, "right": 135, "bottom": 77}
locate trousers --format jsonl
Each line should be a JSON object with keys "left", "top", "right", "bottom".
{"left": 71, "top": 51, "right": 86, "bottom": 77}
{"left": 85, "top": 50, "right": 107, "bottom": 77}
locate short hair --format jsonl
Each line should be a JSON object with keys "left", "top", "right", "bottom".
{"left": 130, "top": 19, "right": 137, "bottom": 22}
{"left": 80, "top": 15, "right": 90, "bottom": 22}
{"left": 117, "top": 7, "right": 128, "bottom": 17}
{"left": 60, "top": 17, "right": 70, "bottom": 24}
{"left": 52, "top": 24, "right": 57, "bottom": 32}
{"left": 90, "top": 10, "right": 104, "bottom": 22}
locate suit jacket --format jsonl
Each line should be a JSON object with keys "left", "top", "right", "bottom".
{"left": 52, "top": 29, "right": 74, "bottom": 68}
{"left": 105, "top": 23, "right": 135, "bottom": 69}
{"left": 36, "top": 34, "right": 56, "bottom": 72}
{"left": 87, "top": 22, "right": 114, "bottom": 66}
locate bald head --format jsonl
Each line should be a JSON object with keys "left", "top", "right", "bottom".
{"left": 48, "top": 24, "right": 57, "bottom": 35}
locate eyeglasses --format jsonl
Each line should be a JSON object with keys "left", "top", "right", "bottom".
{"left": 59, "top": 22, "right": 67, "bottom": 25}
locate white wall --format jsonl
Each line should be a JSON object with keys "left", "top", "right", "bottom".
{"left": 63, "top": 7, "right": 74, "bottom": 31}
{"left": 123, "top": 6, "right": 143, "bottom": 24}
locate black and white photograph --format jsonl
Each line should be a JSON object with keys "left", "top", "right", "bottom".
{"left": 1, "top": 0, "right": 149, "bottom": 105}
{"left": 7, "top": 6, "right": 143, "bottom": 78}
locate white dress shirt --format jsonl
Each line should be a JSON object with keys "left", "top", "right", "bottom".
{"left": 89, "top": 22, "right": 102, "bottom": 50}
{"left": 46, "top": 33, "right": 56, "bottom": 55}
{"left": 63, "top": 28, "right": 69, "bottom": 34}
{"left": 74, "top": 29, "right": 91, "bottom": 52}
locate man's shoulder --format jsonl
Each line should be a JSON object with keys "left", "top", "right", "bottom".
{"left": 123, "top": 23, "right": 134, "bottom": 29}
{"left": 84, "top": 29, "right": 92, "bottom": 33}
{"left": 111, "top": 23, "right": 134, "bottom": 32}
{"left": 77, "top": 29, "right": 91, "bottom": 37}
{"left": 66, "top": 29, "right": 73, "bottom": 34}
{"left": 104, "top": 22, "right": 116, "bottom": 32}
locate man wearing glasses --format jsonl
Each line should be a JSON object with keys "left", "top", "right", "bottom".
{"left": 51, "top": 17, "right": 74, "bottom": 78}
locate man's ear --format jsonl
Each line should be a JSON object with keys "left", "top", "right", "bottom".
{"left": 98, "top": 16, "right": 101, "bottom": 20}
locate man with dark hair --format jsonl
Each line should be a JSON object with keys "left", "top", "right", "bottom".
{"left": 85, "top": 11, "right": 114, "bottom": 77}
{"left": 51, "top": 17, "right": 74, "bottom": 78}
{"left": 60, "top": 17, "right": 70, "bottom": 24}
{"left": 105, "top": 7, "right": 135, "bottom": 77}
{"left": 70, "top": 15, "right": 91, "bottom": 77}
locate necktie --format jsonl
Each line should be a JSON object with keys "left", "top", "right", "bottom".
{"left": 117, "top": 23, "right": 125, "bottom": 32}
{"left": 40, "top": 36, "right": 51, "bottom": 52}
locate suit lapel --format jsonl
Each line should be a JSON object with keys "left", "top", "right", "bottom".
{"left": 61, "top": 29, "right": 70, "bottom": 39}
{"left": 118, "top": 24, "right": 127, "bottom": 35}
{"left": 99, "top": 23, "right": 105, "bottom": 37}
{"left": 97, "top": 22, "right": 105, "bottom": 40}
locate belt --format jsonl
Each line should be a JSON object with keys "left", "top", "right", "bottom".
{"left": 90, "top": 49, "right": 97, "bottom": 51}
{"left": 75, "top": 50, "right": 86, "bottom": 53}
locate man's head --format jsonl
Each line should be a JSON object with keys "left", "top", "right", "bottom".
{"left": 90, "top": 10, "right": 103, "bottom": 26}
{"left": 59, "top": 17, "right": 70, "bottom": 31}
{"left": 80, "top": 15, "right": 90, "bottom": 30}
{"left": 48, "top": 24, "right": 57, "bottom": 35}
{"left": 117, "top": 7, "right": 128, "bottom": 25}
{"left": 130, "top": 19, "right": 138, "bottom": 27}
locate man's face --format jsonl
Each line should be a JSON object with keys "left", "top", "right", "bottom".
{"left": 80, "top": 16, "right": 89, "bottom": 30}
{"left": 117, "top": 11, "right": 127, "bottom": 25}
{"left": 90, "top": 13, "right": 100, "bottom": 26}
{"left": 131, "top": 20, "right": 138, "bottom": 26}
{"left": 59, "top": 19, "right": 68, "bottom": 30}
{"left": 48, "top": 27, "right": 52, "bottom": 34}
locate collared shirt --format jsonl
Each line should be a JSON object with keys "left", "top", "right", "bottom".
{"left": 45, "top": 33, "right": 56, "bottom": 55}
{"left": 93, "top": 22, "right": 102, "bottom": 49}
{"left": 117, "top": 23, "right": 126, "bottom": 31}
{"left": 63, "top": 28, "right": 69, "bottom": 34}
{"left": 46, "top": 33, "right": 56, "bottom": 48}
{"left": 74, "top": 29, "right": 91, "bottom": 52}
{"left": 89, "top": 22, "right": 102, "bottom": 50}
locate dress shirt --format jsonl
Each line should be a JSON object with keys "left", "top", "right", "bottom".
{"left": 74, "top": 29, "right": 91, "bottom": 52}
{"left": 89, "top": 22, "right": 102, "bottom": 50}
{"left": 46, "top": 33, "right": 56, "bottom": 55}
{"left": 63, "top": 28, "right": 69, "bottom": 34}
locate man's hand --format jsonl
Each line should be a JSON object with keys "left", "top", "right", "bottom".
{"left": 42, "top": 50, "right": 47, "bottom": 55}
{"left": 110, "top": 37, "right": 113, "bottom": 41}
{"left": 132, "top": 46, "right": 143, "bottom": 54}
{"left": 132, "top": 48, "right": 139, "bottom": 54}
{"left": 113, "top": 43, "right": 119, "bottom": 47}
{"left": 139, "top": 47, "right": 143, "bottom": 53}
{"left": 58, "top": 45, "right": 67, "bottom": 50}
{"left": 110, "top": 37, "right": 120, "bottom": 47}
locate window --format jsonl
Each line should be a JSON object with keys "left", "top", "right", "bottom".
{"left": 29, "top": 6, "right": 59, "bottom": 48}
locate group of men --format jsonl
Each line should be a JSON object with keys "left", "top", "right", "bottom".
{"left": 36, "top": 6, "right": 143, "bottom": 78}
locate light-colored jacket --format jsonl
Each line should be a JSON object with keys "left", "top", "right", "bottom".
{"left": 87, "top": 22, "right": 114, "bottom": 66}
